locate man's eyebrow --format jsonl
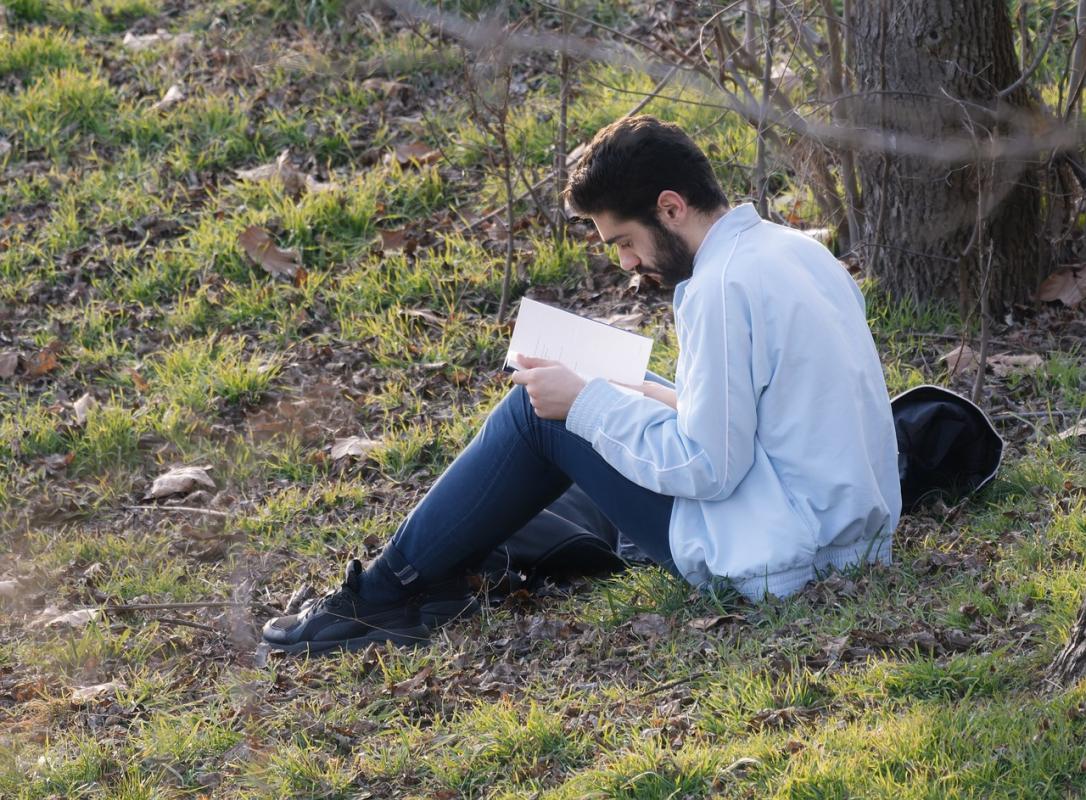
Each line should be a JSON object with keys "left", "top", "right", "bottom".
{"left": 603, "top": 234, "right": 626, "bottom": 245}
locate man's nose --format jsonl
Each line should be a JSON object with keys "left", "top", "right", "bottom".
{"left": 618, "top": 251, "right": 640, "bottom": 271}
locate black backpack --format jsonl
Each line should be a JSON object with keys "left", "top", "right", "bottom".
{"left": 476, "top": 385, "right": 1004, "bottom": 587}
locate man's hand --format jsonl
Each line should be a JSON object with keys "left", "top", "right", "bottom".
{"left": 510, "top": 355, "right": 586, "bottom": 420}
{"left": 613, "top": 381, "right": 678, "bottom": 409}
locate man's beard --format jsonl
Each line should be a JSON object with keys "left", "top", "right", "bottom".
{"left": 641, "top": 221, "right": 695, "bottom": 288}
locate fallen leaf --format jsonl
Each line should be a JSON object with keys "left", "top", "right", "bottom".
{"left": 360, "top": 78, "right": 412, "bottom": 98}
{"left": 940, "top": 344, "right": 979, "bottom": 377}
{"left": 145, "top": 465, "right": 216, "bottom": 500}
{"left": 390, "top": 665, "right": 433, "bottom": 697}
{"left": 82, "top": 562, "right": 105, "bottom": 581}
{"left": 122, "top": 29, "right": 194, "bottom": 52}
{"left": 236, "top": 150, "right": 336, "bottom": 197}
{"left": 25, "top": 348, "right": 59, "bottom": 378}
{"left": 151, "top": 83, "right": 185, "bottom": 111}
{"left": 238, "top": 226, "right": 302, "bottom": 280}
{"left": 305, "top": 174, "right": 338, "bottom": 194}
{"left": 1038, "top": 268, "right": 1086, "bottom": 308}
{"left": 72, "top": 392, "right": 97, "bottom": 425}
{"left": 629, "top": 612, "right": 671, "bottom": 638}
{"left": 388, "top": 141, "right": 441, "bottom": 167}
{"left": 235, "top": 162, "right": 280, "bottom": 183}
{"left": 128, "top": 368, "right": 150, "bottom": 392}
{"left": 0, "top": 350, "right": 17, "bottom": 378}
{"left": 43, "top": 452, "right": 74, "bottom": 473}
{"left": 0, "top": 138, "right": 10, "bottom": 159}
{"left": 401, "top": 307, "right": 445, "bottom": 326}
{"left": 37, "top": 607, "right": 100, "bottom": 629}
{"left": 1053, "top": 421, "right": 1086, "bottom": 442}
{"left": 71, "top": 680, "right": 125, "bottom": 704}
{"left": 988, "top": 352, "right": 1044, "bottom": 377}
{"left": 597, "top": 311, "right": 645, "bottom": 330}
{"left": 688, "top": 614, "right": 744, "bottom": 631}
{"left": 378, "top": 227, "right": 409, "bottom": 253}
{"left": 330, "top": 436, "right": 380, "bottom": 460}
{"left": 0, "top": 580, "right": 18, "bottom": 600}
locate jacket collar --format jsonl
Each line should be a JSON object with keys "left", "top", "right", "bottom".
{"left": 691, "top": 203, "right": 761, "bottom": 273}
{"left": 673, "top": 204, "right": 762, "bottom": 306}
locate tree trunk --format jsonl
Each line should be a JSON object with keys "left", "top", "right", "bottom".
{"left": 1049, "top": 593, "right": 1086, "bottom": 688}
{"left": 851, "top": 0, "right": 1047, "bottom": 316}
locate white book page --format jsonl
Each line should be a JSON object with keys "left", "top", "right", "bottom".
{"left": 504, "top": 298, "right": 654, "bottom": 386}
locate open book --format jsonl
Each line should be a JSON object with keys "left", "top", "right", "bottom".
{"left": 504, "top": 298, "right": 653, "bottom": 386}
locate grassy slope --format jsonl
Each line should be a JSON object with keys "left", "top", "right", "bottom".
{"left": 1, "top": 1, "right": 1086, "bottom": 798}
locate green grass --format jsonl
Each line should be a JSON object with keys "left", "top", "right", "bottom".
{"left": 0, "top": 3, "right": 1085, "bottom": 799}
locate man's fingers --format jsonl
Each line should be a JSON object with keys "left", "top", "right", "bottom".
{"left": 510, "top": 369, "right": 530, "bottom": 385}
{"left": 515, "top": 354, "right": 558, "bottom": 369}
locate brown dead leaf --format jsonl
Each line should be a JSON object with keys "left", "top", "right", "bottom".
{"left": 0, "top": 350, "right": 18, "bottom": 378}
{"left": 72, "top": 680, "right": 125, "bottom": 704}
{"left": 25, "top": 348, "right": 59, "bottom": 378}
{"left": 151, "top": 84, "right": 185, "bottom": 111}
{"left": 988, "top": 352, "right": 1044, "bottom": 378}
{"left": 1038, "top": 268, "right": 1086, "bottom": 308}
{"left": 145, "top": 465, "right": 216, "bottom": 500}
{"left": 330, "top": 436, "right": 380, "bottom": 461}
{"left": 378, "top": 227, "right": 409, "bottom": 253}
{"left": 360, "top": 78, "right": 412, "bottom": 98}
{"left": 629, "top": 612, "right": 671, "bottom": 639}
{"left": 390, "top": 665, "right": 433, "bottom": 697}
{"left": 940, "top": 344, "right": 979, "bottom": 377}
{"left": 128, "top": 368, "right": 150, "bottom": 392}
{"left": 388, "top": 141, "right": 441, "bottom": 167}
{"left": 238, "top": 226, "right": 302, "bottom": 280}
{"left": 72, "top": 392, "right": 97, "bottom": 425}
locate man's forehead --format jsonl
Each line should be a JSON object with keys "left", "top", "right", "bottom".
{"left": 591, "top": 212, "right": 640, "bottom": 242}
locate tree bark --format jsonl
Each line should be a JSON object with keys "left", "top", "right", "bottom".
{"left": 1049, "top": 593, "right": 1086, "bottom": 688}
{"left": 851, "top": 0, "right": 1047, "bottom": 316}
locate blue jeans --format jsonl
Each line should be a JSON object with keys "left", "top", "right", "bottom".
{"left": 371, "top": 383, "right": 677, "bottom": 600}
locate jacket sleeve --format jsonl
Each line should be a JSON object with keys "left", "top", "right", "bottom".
{"left": 565, "top": 271, "right": 760, "bottom": 500}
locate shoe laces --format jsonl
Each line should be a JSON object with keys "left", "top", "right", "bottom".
{"left": 308, "top": 583, "right": 360, "bottom": 619}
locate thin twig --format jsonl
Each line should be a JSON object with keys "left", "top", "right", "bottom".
{"left": 755, "top": 0, "right": 778, "bottom": 217}
{"left": 460, "top": 41, "right": 698, "bottom": 234}
{"left": 128, "top": 505, "right": 230, "bottom": 518}
{"left": 101, "top": 600, "right": 279, "bottom": 615}
{"left": 152, "top": 616, "right": 221, "bottom": 634}
{"left": 638, "top": 670, "right": 708, "bottom": 698}
{"left": 998, "top": 1, "right": 1065, "bottom": 99}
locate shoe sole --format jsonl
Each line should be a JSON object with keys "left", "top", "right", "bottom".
{"left": 263, "top": 624, "right": 431, "bottom": 656}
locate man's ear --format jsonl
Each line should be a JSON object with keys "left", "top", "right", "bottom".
{"left": 656, "top": 190, "right": 687, "bottom": 228}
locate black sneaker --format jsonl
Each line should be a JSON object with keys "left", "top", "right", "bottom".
{"left": 262, "top": 559, "right": 429, "bottom": 655}
{"left": 417, "top": 576, "right": 482, "bottom": 629}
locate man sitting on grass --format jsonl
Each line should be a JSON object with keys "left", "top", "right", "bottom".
{"left": 261, "top": 115, "right": 902, "bottom": 655}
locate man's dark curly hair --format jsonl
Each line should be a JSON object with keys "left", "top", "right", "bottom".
{"left": 563, "top": 115, "right": 727, "bottom": 224}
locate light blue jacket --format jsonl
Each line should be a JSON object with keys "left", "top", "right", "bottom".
{"left": 566, "top": 204, "right": 901, "bottom": 599}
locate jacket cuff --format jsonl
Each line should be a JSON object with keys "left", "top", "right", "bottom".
{"left": 566, "top": 378, "right": 625, "bottom": 440}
